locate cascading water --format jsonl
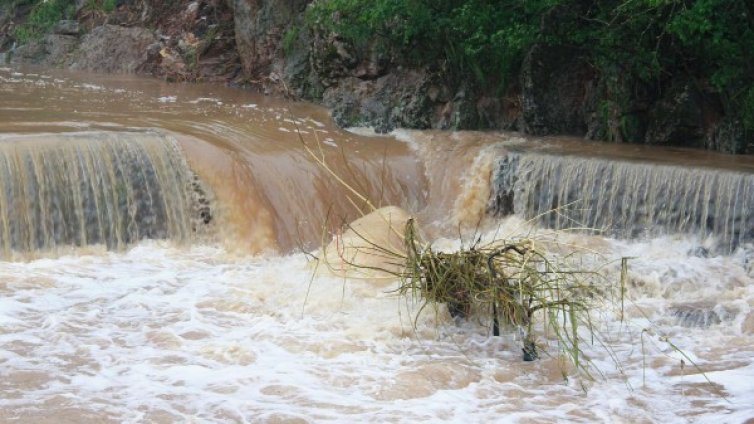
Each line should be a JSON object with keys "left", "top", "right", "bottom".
{"left": 1, "top": 68, "right": 753, "bottom": 423}
{"left": 0, "top": 130, "right": 211, "bottom": 257}
{"left": 489, "top": 152, "right": 754, "bottom": 252}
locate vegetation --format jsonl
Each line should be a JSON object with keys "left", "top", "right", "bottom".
{"left": 13, "top": 0, "right": 76, "bottom": 43}
{"left": 302, "top": 130, "right": 709, "bottom": 384}
{"left": 399, "top": 219, "right": 598, "bottom": 366}
{"left": 307, "top": 0, "right": 754, "bottom": 132}
{"left": 307, "top": 0, "right": 554, "bottom": 87}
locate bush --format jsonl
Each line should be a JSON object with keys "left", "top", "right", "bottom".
{"left": 306, "top": 0, "right": 556, "bottom": 88}
{"left": 307, "top": 0, "right": 754, "bottom": 135}
{"left": 13, "top": 0, "right": 77, "bottom": 43}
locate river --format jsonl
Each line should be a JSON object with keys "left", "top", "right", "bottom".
{"left": 0, "top": 66, "right": 752, "bottom": 423}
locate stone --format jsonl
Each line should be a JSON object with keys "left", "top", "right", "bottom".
{"left": 68, "top": 25, "right": 157, "bottom": 74}
{"left": 10, "top": 34, "right": 77, "bottom": 67}
{"left": 232, "top": 0, "right": 309, "bottom": 78}
{"left": 322, "top": 69, "right": 432, "bottom": 132}
{"left": 52, "top": 20, "right": 80, "bottom": 36}
{"left": 645, "top": 82, "right": 708, "bottom": 148}
{"left": 706, "top": 116, "right": 752, "bottom": 154}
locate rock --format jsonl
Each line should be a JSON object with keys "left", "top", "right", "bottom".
{"left": 706, "top": 116, "right": 752, "bottom": 154}
{"left": 322, "top": 69, "right": 432, "bottom": 132}
{"left": 231, "top": 0, "right": 309, "bottom": 78}
{"left": 52, "top": 20, "right": 80, "bottom": 36}
{"left": 323, "top": 206, "right": 414, "bottom": 278}
{"left": 644, "top": 82, "right": 709, "bottom": 148}
{"left": 584, "top": 68, "right": 650, "bottom": 143}
{"left": 520, "top": 44, "right": 596, "bottom": 136}
{"left": 11, "top": 34, "right": 78, "bottom": 67}
{"left": 68, "top": 25, "right": 157, "bottom": 73}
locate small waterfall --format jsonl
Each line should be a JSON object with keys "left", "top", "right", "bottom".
{"left": 0, "top": 130, "right": 211, "bottom": 257}
{"left": 489, "top": 152, "right": 754, "bottom": 251}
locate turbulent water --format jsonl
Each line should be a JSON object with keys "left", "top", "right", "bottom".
{"left": 0, "top": 130, "right": 205, "bottom": 257}
{"left": 1, "top": 67, "right": 753, "bottom": 423}
{"left": 489, "top": 151, "right": 754, "bottom": 253}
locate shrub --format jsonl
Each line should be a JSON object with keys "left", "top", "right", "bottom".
{"left": 13, "top": 0, "right": 77, "bottom": 43}
{"left": 306, "top": 0, "right": 556, "bottom": 88}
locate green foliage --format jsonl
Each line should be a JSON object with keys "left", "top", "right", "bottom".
{"left": 102, "top": 0, "right": 115, "bottom": 13}
{"left": 308, "top": 0, "right": 754, "bottom": 133}
{"left": 307, "top": 0, "right": 557, "bottom": 87}
{"left": 13, "top": 0, "right": 77, "bottom": 43}
{"left": 573, "top": 0, "right": 754, "bottom": 131}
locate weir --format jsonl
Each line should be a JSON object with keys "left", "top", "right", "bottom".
{"left": 489, "top": 152, "right": 754, "bottom": 251}
{"left": 0, "top": 130, "right": 211, "bottom": 257}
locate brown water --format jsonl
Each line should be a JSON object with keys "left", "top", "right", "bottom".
{"left": 1, "top": 66, "right": 753, "bottom": 423}
{"left": 0, "top": 66, "right": 426, "bottom": 256}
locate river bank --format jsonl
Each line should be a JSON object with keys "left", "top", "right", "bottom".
{"left": 2, "top": 0, "right": 753, "bottom": 154}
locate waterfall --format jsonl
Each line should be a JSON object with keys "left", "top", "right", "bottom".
{"left": 0, "top": 130, "right": 211, "bottom": 257}
{"left": 489, "top": 152, "right": 754, "bottom": 251}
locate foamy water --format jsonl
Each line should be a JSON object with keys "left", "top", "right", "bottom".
{"left": 1, "top": 227, "right": 752, "bottom": 423}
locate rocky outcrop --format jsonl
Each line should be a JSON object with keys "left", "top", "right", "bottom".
{"left": 707, "top": 117, "right": 751, "bottom": 154}
{"left": 520, "top": 44, "right": 596, "bottom": 136}
{"left": 644, "top": 82, "right": 712, "bottom": 149}
{"left": 67, "top": 25, "right": 156, "bottom": 73}
{"left": 322, "top": 71, "right": 433, "bottom": 132}
{"left": 230, "top": 0, "right": 310, "bottom": 93}
{"left": 11, "top": 34, "right": 78, "bottom": 67}
{"left": 10, "top": 17, "right": 82, "bottom": 66}
{"left": 6, "top": 1, "right": 240, "bottom": 81}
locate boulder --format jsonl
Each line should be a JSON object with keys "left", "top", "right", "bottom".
{"left": 645, "top": 82, "right": 709, "bottom": 148}
{"left": 11, "top": 34, "right": 78, "bottom": 67}
{"left": 323, "top": 206, "right": 413, "bottom": 278}
{"left": 231, "top": 0, "right": 309, "bottom": 78}
{"left": 68, "top": 25, "right": 156, "bottom": 74}
{"left": 706, "top": 116, "right": 752, "bottom": 154}
{"left": 322, "top": 69, "right": 433, "bottom": 132}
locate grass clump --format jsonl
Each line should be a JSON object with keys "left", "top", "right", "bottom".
{"left": 399, "top": 219, "right": 595, "bottom": 367}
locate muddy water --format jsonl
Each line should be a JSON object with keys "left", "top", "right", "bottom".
{"left": 1, "top": 67, "right": 753, "bottom": 423}
{"left": 0, "top": 66, "right": 425, "bottom": 255}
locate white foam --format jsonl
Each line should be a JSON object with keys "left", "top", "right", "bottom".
{"left": 345, "top": 127, "right": 385, "bottom": 137}
{"left": 0, "top": 232, "right": 750, "bottom": 422}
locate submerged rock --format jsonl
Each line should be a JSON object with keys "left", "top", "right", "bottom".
{"left": 323, "top": 206, "right": 413, "bottom": 278}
